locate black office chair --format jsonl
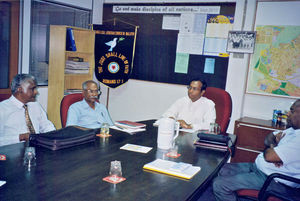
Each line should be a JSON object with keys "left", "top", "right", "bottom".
{"left": 237, "top": 173, "right": 300, "bottom": 201}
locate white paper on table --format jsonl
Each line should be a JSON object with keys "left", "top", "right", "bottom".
{"left": 120, "top": 143, "right": 153, "bottom": 154}
{"left": 0, "top": 180, "right": 6, "bottom": 187}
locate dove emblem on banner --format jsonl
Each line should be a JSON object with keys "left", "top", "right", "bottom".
{"left": 105, "top": 38, "right": 118, "bottom": 51}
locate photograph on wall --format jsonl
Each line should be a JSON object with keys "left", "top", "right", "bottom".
{"left": 226, "top": 31, "right": 256, "bottom": 53}
{"left": 246, "top": 25, "right": 300, "bottom": 98}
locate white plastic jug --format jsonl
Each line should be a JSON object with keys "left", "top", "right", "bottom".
{"left": 157, "top": 118, "right": 180, "bottom": 150}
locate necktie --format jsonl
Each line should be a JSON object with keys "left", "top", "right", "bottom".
{"left": 23, "top": 105, "right": 36, "bottom": 134}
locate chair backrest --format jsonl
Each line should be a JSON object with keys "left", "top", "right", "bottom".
{"left": 203, "top": 87, "right": 232, "bottom": 134}
{"left": 60, "top": 93, "right": 83, "bottom": 128}
{"left": 0, "top": 93, "right": 11, "bottom": 102}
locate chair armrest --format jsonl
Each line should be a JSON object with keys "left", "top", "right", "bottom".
{"left": 258, "top": 173, "right": 300, "bottom": 201}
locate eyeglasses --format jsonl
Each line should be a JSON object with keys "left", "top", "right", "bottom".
{"left": 187, "top": 86, "right": 201, "bottom": 91}
{"left": 85, "top": 89, "right": 102, "bottom": 95}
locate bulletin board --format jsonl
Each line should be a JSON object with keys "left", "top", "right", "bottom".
{"left": 102, "top": 3, "right": 235, "bottom": 89}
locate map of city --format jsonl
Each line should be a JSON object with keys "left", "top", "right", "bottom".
{"left": 247, "top": 25, "right": 300, "bottom": 97}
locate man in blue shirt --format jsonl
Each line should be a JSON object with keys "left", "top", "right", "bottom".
{"left": 66, "top": 80, "right": 114, "bottom": 128}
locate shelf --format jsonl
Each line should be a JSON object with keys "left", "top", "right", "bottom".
{"left": 47, "top": 25, "right": 95, "bottom": 129}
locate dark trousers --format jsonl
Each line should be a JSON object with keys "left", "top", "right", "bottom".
{"left": 212, "top": 163, "right": 267, "bottom": 201}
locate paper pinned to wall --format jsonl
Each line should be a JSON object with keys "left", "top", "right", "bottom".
{"left": 204, "top": 58, "right": 215, "bottom": 74}
{"left": 204, "top": 38, "right": 227, "bottom": 56}
{"left": 205, "top": 14, "right": 234, "bottom": 38}
{"left": 179, "top": 13, "right": 207, "bottom": 34}
{"left": 175, "top": 53, "right": 189, "bottom": 74}
{"left": 162, "top": 15, "right": 180, "bottom": 30}
{"left": 176, "top": 33, "right": 204, "bottom": 55}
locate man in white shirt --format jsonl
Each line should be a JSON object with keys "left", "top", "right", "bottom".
{"left": 213, "top": 99, "right": 300, "bottom": 201}
{"left": 0, "top": 74, "right": 55, "bottom": 146}
{"left": 162, "top": 78, "right": 216, "bottom": 130}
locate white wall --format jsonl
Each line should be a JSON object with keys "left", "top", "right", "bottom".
{"left": 22, "top": 0, "right": 299, "bottom": 134}
{"left": 105, "top": 80, "right": 187, "bottom": 121}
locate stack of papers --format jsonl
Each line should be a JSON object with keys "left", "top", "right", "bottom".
{"left": 64, "top": 89, "right": 83, "bottom": 95}
{"left": 65, "top": 60, "right": 90, "bottom": 74}
{"left": 143, "top": 159, "right": 201, "bottom": 180}
{"left": 112, "top": 120, "right": 146, "bottom": 134}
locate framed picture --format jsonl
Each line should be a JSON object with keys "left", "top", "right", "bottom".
{"left": 226, "top": 31, "right": 256, "bottom": 53}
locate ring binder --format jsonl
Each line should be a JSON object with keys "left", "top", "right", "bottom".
{"left": 66, "top": 28, "right": 77, "bottom": 51}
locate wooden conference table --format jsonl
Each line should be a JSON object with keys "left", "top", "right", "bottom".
{"left": 0, "top": 120, "right": 233, "bottom": 201}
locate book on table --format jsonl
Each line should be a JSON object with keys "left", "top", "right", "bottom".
{"left": 110, "top": 125, "right": 146, "bottom": 135}
{"left": 115, "top": 120, "right": 146, "bottom": 129}
{"left": 143, "top": 159, "right": 201, "bottom": 180}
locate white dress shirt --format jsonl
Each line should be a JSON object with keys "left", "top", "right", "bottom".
{"left": 0, "top": 95, "right": 55, "bottom": 146}
{"left": 162, "top": 96, "right": 216, "bottom": 130}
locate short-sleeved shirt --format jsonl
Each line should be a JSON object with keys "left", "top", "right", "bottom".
{"left": 66, "top": 99, "right": 114, "bottom": 129}
{"left": 255, "top": 127, "right": 300, "bottom": 187}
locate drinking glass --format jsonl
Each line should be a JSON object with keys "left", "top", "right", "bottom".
{"left": 101, "top": 123, "right": 110, "bottom": 136}
{"left": 109, "top": 160, "right": 122, "bottom": 182}
{"left": 214, "top": 123, "right": 221, "bottom": 134}
{"left": 169, "top": 144, "right": 178, "bottom": 157}
{"left": 209, "top": 123, "right": 221, "bottom": 134}
{"left": 24, "top": 147, "right": 36, "bottom": 170}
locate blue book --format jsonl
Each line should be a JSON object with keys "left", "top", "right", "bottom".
{"left": 66, "top": 28, "right": 76, "bottom": 51}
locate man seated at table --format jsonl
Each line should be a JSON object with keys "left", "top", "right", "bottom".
{"left": 66, "top": 80, "right": 114, "bottom": 129}
{"left": 161, "top": 78, "right": 216, "bottom": 130}
{"left": 0, "top": 74, "right": 55, "bottom": 146}
{"left": 213, "top": 99, "right": 300, "bottom": 201}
